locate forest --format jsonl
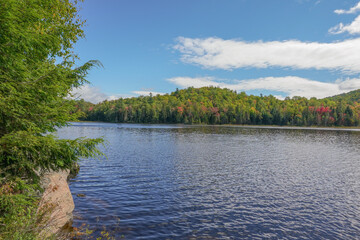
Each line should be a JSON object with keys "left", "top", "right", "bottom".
{"left": 74, "top": 87, "right": 360, "bottom": 127}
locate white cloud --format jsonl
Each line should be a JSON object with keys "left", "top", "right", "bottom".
{"left": 329, "top": 15, "right": 360, "bottom": 35}
{"left": 132, "top": 91, "right": 165, "bottom": 96}
{"left": 173, "top": 37, "right": 360, "bottom": 73}
{"left": 70, "top": 85, "right": 167, "bottom": 103}
{"left": 273, "top": 95, "right": 286, "bottom": 100}
{"left": 337, "top": 77, "right": 360, "bottom": 90}
{"left": 71, "top": 85, "right": 131, "bottom": 103}
{"left": 167, "top": 76, "right": 360, "bottom": 99}
{"left": 334, "top": 2, "right": 360, "bottom": 14}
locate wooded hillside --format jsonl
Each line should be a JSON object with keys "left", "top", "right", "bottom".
{"left": 75, "top": 87, "right": 360, "bottom": 127}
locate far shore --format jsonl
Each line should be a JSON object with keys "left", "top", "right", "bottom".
{"left": 71, "top": 121, "right": 360, "bottom": 131}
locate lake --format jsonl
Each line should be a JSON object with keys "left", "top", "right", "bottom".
{"left": 57, "top": 122, "right": 360, "bottom": 239}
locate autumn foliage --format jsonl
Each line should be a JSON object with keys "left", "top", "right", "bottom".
{"left": 75, "top": 87, "right": 360, "bottom": 127}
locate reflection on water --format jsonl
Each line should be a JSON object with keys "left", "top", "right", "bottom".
{"left": 57, "top": 122, "right": 360, "bottom": 239}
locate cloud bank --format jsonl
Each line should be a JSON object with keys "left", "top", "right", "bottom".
{"left": 71, "top": 85, "right": 133, "bottom": 103}
{"left": 71, "top": 85, "right": 114, "bottom": 103}
{"left": 71, "top": 85, "right": 166, "bottom": 103}
{"left": 167, "top": 76, "right": 360, "bottom": 99}
{"left": 329, "top": 15, "right": 360, "bottom": 35}
{"left": 132, "top": 91, "right": 165, "bottom": 96}
{"left": 174, "top": 37, "right": 360, "bottom": 73}
{"left": 330, "top": 1, "right": 360, "bottom": 35}
{"left": 334, "top": 2, "right": 360, "bottom": 14}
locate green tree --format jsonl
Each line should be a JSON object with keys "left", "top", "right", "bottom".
{"left": 1, "top": 0, "right": 104, "bottom": 237}
{"left": 0, "top": 0, "right": 103, "bottom": 180}
{"left": 0, "top": 2, "right": 104, "bottom": 235}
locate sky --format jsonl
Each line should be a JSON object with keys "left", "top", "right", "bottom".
{"left": 71, "top": 0, "right": 360, "bottom": 103}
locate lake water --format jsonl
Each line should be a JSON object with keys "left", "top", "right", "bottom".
{"left": 57, "top": 122, "right": 360, "bottom": 239}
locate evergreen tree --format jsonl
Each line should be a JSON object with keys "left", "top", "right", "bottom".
{"left": 0, "top": 0, "right": 103, "bottom": 181}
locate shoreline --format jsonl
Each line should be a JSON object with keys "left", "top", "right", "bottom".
{"left": 71, "top": 121, "right": 360, "bottom": 131}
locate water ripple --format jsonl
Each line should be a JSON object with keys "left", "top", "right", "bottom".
{"left": 57, "top": 123, "right": 360, "bottom": 239}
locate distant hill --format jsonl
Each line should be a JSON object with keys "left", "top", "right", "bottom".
{"left": 325, "top": 89, "right": 360, "bottom": 103}
{"left": 74, "top": 87, "right": 360, "bottom": 127}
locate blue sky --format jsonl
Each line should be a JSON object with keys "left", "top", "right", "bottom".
{"left": 72, "top": 0, "right": 360, "bottom": 103}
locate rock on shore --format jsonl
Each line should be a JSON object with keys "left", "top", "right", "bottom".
{"left": 38, "top": 169, "right": 75, "bottom": 237}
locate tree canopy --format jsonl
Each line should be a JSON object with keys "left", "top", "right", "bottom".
{"left": 0, "top": 0, "right": 103, "bottom": 181}
{"left": 76, "top": 87, "right": 360, "bottom": 127}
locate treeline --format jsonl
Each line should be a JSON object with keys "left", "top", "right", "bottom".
{"left": 75, "top": 87, "right": 360, "bottom": 127}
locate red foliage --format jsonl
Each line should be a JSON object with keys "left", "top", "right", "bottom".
{"left": 316, "top": 106, "right": 331, "bottom": 114}
{"left": 177, "top": 106, "right": 184, "bottom": 113}
{"left": 210, "top": 107, "right": 219, "bottom": 114}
